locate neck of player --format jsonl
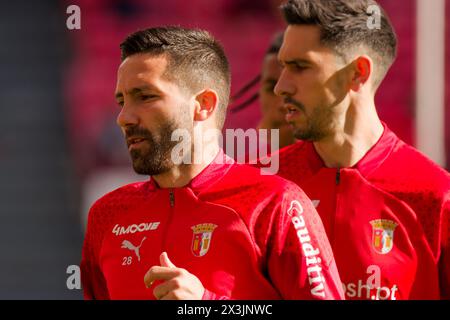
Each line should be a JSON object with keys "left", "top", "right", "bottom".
{"left": 313, "top": 99, "right": 384, "bottom": 168}
{"left": 152, "top": 144, "right": 220, "bottom": 189}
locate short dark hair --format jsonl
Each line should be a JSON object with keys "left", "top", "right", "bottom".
{"left": 120, "top": 26, "right": 231, "bottom": 129}
{"left": 281, "top": 0, "right": 397, "bottom": 88}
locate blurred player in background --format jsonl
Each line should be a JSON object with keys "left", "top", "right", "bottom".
{"left": 81, "top": 26, "right": 344, "bottom": 300}
{"left": 231, "top": 32, "right": 296, "bottom": 162}
{"left": 257, "top": 32, "right": 296, "bottom": 150}
{"left": 268, "top": 0, "right": 450, "bottom": 299}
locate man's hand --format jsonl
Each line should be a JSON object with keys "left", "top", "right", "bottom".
{"left": 144, "top": 252, "right": 205, "bottom": 300}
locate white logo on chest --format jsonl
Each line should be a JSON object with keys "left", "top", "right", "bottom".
{"left": 112, "top": 222, "right": 160, "bottom": 236}
{"left": 121, "top": 237, "right": 146, "bottom": 261}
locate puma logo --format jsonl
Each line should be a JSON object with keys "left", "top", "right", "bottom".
{"left": 121, "top": 237, "right": 146, "bottom": 261}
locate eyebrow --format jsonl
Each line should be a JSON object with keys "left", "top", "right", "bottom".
{"left": 114, "top": 85, "right": 157, "bottom": 100}
{"left": 283, "top": 58, "right": 312, "bottom": 66}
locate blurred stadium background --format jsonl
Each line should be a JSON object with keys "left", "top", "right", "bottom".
{"left": 0, "top": 0, "right": 448, "bottom": 299}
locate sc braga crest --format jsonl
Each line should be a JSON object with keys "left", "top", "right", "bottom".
{"left": 191, "top": 223, "right": 218, "bottom": 257}
{"left": 370, "top": 219, "right": 398, "bottom": 254}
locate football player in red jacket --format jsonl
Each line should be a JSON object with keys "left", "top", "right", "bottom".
{"left": 80, "top": 26, "right": 344, "bottom": 300}
{"left": 267, "top": 0, "right": 450, "bottom": 299}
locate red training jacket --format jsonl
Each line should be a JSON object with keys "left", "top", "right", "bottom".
{"left": 265, "top": 124, "right": 450, "bottom": 300}
{"left": 81, "top": 150, "right": 344, "bottom": 300}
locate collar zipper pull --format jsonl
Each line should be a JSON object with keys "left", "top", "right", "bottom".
{"left": 336, "top": 168, "right": 341, "bottom": 185}
{"left": 169, "top": 190, "right": 175, "bottom": 207}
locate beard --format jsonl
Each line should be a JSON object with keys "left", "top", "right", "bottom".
{"left": 285, "top": 97, "right": 333, "bottom": 142}
{"left": 126, "top": 119, "right": 191, "bottom": 176}
{"left": 291, "top": 108, "right": 332, "bottom": 141}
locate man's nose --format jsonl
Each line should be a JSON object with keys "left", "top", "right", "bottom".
{"left": 116, "top": 102, "right": 139, "bottom": 129}
{"left": 274, "top": 70, "right": 296, "bottom": 97}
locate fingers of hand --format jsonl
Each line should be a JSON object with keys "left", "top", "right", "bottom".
{"left": 153, "top": 278, "right": 184, "bottom": 300}
{"left": 160, "top": 252, "right": 176, "bottom": 268}
{"left": 143, "top": 266, "right": 182, "bottom": 288}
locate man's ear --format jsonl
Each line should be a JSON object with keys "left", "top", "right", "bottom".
{"left": 349, "top": 55, "right": 372, "bottom": 92}
{"left": 193, "top": 89, "right": 218, "bottom": 121}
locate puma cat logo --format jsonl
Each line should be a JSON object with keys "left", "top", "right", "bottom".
{"left": 121, "top": 237, "right": 146, "bottom": 261}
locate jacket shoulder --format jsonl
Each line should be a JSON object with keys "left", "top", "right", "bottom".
{"left": 215, "top": 162, "right": 305, "bottom": 197}
{"left": 87, "top": 181, "right": 150, "bottom": 230}
{"left": 370, "top": 142, "right": 450, "bottom": 255}
{"left": 200, "top": 163, "right": 310, "bottom": 224}
{"left": 372, "top": 141, "right": 450, "bottom": 197}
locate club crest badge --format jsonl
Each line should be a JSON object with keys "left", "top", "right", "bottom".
{"left": 191, "top": 223, "right": 217, "bottom": 257}
{"left": 370, "top": 219, "right": 398, "bottom": 254}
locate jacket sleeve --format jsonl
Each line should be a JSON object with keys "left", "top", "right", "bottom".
{"left": 80, "top": 204, "right": 110, "bottom": 300}
{"left": 439, "top": 196, "right": 450, "bottom": 300}
{"left": 202, "top": 289, "right": 230, "bottom": 300}
{"left": 266, "top": 183, "right": 345, "bottom": 300}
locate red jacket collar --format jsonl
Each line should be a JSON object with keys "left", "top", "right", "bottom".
{"left": 305, "top": 122, "right": 399, "bottom": 177}
{"left": 147, "top": 149, "right": 235, "bottom": 192}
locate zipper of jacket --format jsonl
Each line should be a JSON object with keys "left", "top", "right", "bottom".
{"left": 169, "top": 189, "right": 175, "bottom": 207}
{"left": 335, "top": 167, "right": 341, "bottom": 185}
{"left": 161, "top": 189, "right": 175, "bottom": 252}
{"left": 331, "top": 167, "right": 341, "bottom": 249}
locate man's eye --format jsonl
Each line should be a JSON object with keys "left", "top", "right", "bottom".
{"left": 140, "top": 94, "right": 157, "bottom": 101}
{"left": 293, "top": 65, "right": 308, "bottom": 72}
{"left": 117, "top": 101, "right": 124, "bottom": 108}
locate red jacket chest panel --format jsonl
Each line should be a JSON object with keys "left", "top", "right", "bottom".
{"left": 99, "top": 188, "right": 279, "bottom": 300}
